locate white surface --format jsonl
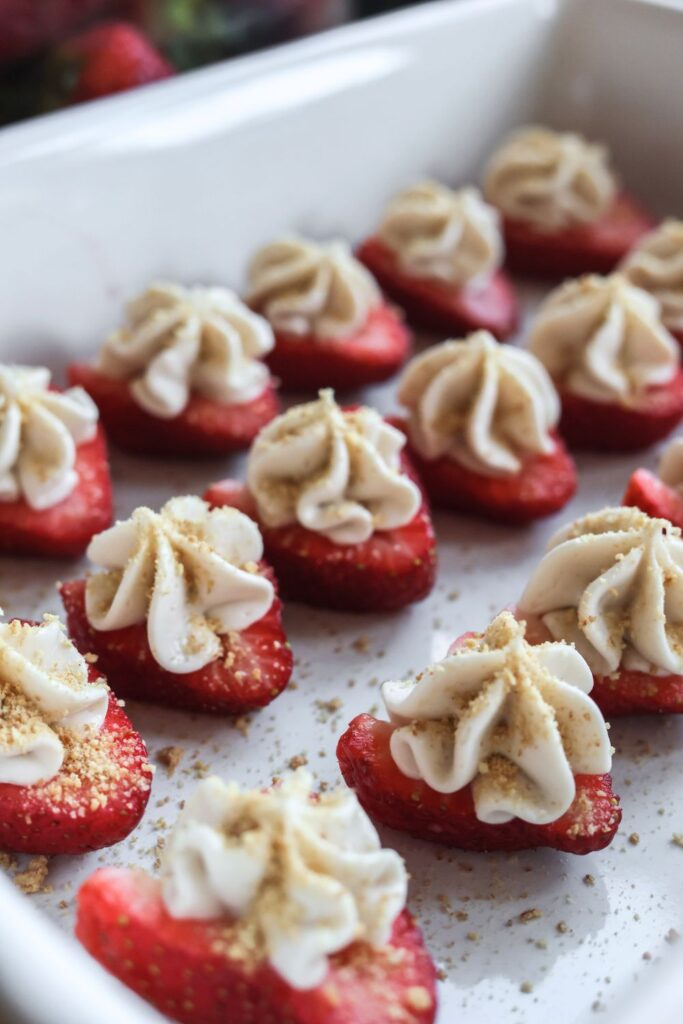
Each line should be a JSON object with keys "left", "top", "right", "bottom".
{"left": 1, "top": 1, "right": 683, "bottom": 1022}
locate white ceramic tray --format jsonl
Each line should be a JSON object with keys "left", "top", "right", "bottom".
{"left": 1, "top": 1, "right": 683, "bottom": 1021}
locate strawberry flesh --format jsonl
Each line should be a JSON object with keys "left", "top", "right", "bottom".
{"left": 69, "top": 362, "right": 279, "bottom": 457}
{"left": 338, "top": 714, "right": 621, "bottom": 854}
{"left": 501, "top": 193, "right": 654, "bottom": 279}
{"left": 60, "top": 575, "right": 292, "bottom": 714}
{"left": 266, "top": 304, "right": 411, "bottom": 392}
{"left": 0, "top": 426, "right": 112, "bottom": 558}
{"left": 76, "top": 867, "right": 438, "bottom": 1024}
{"left": 357, "top": 237, "right": 518, "bottom": 340}
{"left": 60, "top": 21, "right": 174, "bottom": 103}
{"left": 623, "top": 467, "right": 683, "bottom": 529}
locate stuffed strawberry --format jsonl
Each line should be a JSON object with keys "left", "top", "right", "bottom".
{"left": 60, "top": 496, "right": 292, "bottom": 714}
{"left": 392, "top": 331, "right": 576, "bottom": 523}
{"left": 621, "top": 219, "right": 683, "bottom": 349}
{"left": 0, "top": 364, "right": 112, "bottom": 557}
{"left": 69, "top": 282, "right": 279, "bottom": 457}
{"left": 519, "top": 506, "right": 683, "bottom": 716}
{"left": 357, "top": 182, "right": 518, "bottom": 340}
{"left": 483, "top": 126, "right": 653, "bottom": 278}
{"left": 76, "top": 770, "right": 438, "bottom": 1024}
{"left": 623, "top": 436, "right": 683, "bottom": 527}
{"left": 246, "top": 237, "right": 411, "bottom": 391}
{"left": 49, "top": 20, "right": 174, "bottom": 106}
{"left": 529, "top": 274, "right": 683, "bottom": 451}
{"left": 204, "top": 391, "right": 437, "bottom": 613}
{"left": 0, "top": 615, "right": 152, "bottom": 855}
{"left": 338, "top": 611, "right": 620, "bottom": 854}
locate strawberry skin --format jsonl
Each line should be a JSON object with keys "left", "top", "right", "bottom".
{"left": 266, "top": 304, "right": 411, "bottom": 392}
{"left": 557, "top": 370, "right": 683, "bottom": 451}
{"left": 391, "top": 417, "right": 576, "bottom": 524}
{"left": 356, "top": 237, "right": 518, "bottom": 340}
{"left": 203, "top": 476, "right": 437, "bottom": 614}
{"left": 0, "top": 426, "right": 112, "bottom": 558}
{"left": 69, "top": 362, "right": 279, "bottom": 457}
{"left": 60, "top": 575, "right": 293, "bottom": 714}
{"left": 501, "top": 193, "right": 654, "bottom": 279}
{"left": 60, "top": 21, "right": 174, "bottom": 103}
{"left": 76, "top": 868, "right": 437, "bottom": 1024}
{"left": 623, "top": 467, "right": 683, "bottom": 529}
{"left": 0, "top": 687, "right": 151, "bottom": 856}
{"left": 0, "top": 0, "right": 109, "bottom": 61}
{"left": 338, "top": 714, "right": 621, "bottom": 854}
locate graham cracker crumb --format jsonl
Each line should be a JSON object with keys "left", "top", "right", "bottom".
{"left": 288, "top": 754, "right": 308, "bottom": 770}
{"left": 628, "top": 832, "right": 640, "bottom": 846}
{"left": 520, "top": 981, "right": 533, "bottom": 994}
{"left": 583, "top": 874, "right": 595, "bottom": 887}
{"left": 405, "top": 986, "right": 432, "bottom": 1011}
{"left": 519, "top": 908, "right": 542, "bottom": 923}
{"left": 13, "top": 856, "right": 50, "bottom": 894}
{"left": 156, "top": 746, "right": 185, "bottom": 777}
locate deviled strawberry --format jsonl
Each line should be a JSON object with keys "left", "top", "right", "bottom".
{"left": 246, "top": 237, "right": 410, "bottom": 391}
{"left": 76, "top": 769, "right": 438, "bottom": 1024}
{"left": 338, "top": 611, "right": 620, "bottom": 854}
{"left": 0, "top": 614, "right": 152, "bottom": 855}
{"left": 204, "top": 390, "right": 437, "bottom": 613}
{"left": 0, "top": 364, "right": 112, "bottom": 557}
{"left": 69, "top": 282, "right": 279, "bottom": 456}
{"left": 60, "top": 496, "right": 292, "bottom": 714}
{"left": 483, "top": 126, "right": 653, "bottom": 278}
{"left": 623, "top": 435, "right": 683, "bottom": 527}
{"left": 392, "top": 330, "right": 576, "bottom": 523}
{"left": 529, "top": 274, "right": 683, "bottom": 450}
{"left": 357, "top": 181, "right": 518, "bottom": 339}
{"left": 519, "top": 506, "right": 683, "bottom": 716}
{"left": 621, "top": 219, "right": 683, "bottom": 349}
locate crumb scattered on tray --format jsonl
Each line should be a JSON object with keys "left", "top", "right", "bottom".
{"left": 156, "top": 746, "right": 185, "bottom": 777}
{"left": 13, "top": 856, "right": 50, "bottom": 895}
{"left": 288, "top": 753, "right": 308, "bottom": 770}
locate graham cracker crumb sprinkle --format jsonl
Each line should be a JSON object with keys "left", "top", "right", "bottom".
{"left": 671, "top": 833, "right": 683, "bottom": 848}
{"left": 13, "top": 856, "right": 50, "bottom": 894}
{"left": 519, "top": 908, "right": 542, "bottom": 923}
{"left": 628, "top": 832, "right": 640, "bottom": 846}
{"left": 288, "top": 754, "right": 308, "bottom": 770}
{"left": 156, "top": 746, "right": 185, "bottom": 777}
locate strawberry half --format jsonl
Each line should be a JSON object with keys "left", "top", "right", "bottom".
{"left": 501, "top": 193, "right": 654, "bottom": 279}
{"left": 69, "top": 362, "right": 279, "bottom": 457}
{"left": 266, "top": 305, "right": 411, "bottom": 392}
{"left": 520, "top": 609, "right": 683, "bottom": 717}
{"left": 623, "top": 467, "right": 683, "bottom": 529}
{"left": 338, "top": 714, "right": 620, "bottom": 854}
{"left": 203, "top": 478, "right": 437, "bottom": 614}
{"left": 391, "top": 417, "right": 576, "bottom": 524}
{"left": 76, "top": 867, "right": 438, "bottom": 1024}
{"left": 60, "top": 575, "right": 292, "bottom": 714}
{"left": 557, "top": 371, "right": 683, "bottom": 451}
{"left": 0, "top": 685, "right": 151, "bottom": 856}
{"left": 0, "top": 426, "right": 112, "bottom": 558}
{"left": 356, "top": 237, "right": 518, "bottom": 340}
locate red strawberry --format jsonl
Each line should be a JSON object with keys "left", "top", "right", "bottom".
{"left": 76, "top": 867, "right": 438, "bottom": 1024}
{"left": 203, "top": 477, "right": 437, "bottom": 614}
{"left": 0, "top": 0, "right": 110, "bottom": 61}
{"left": 622, "top": 467, "right": 683, "bottom": 528}
{"left": 390, "top": 417, "right": 576, "bottom": 524}
{"left": 557, "top": 371, "right": 683, "bottom": 451}
{"left": 0, "top": 685, "right": 152, "bottom": 856}
{"left": 69, "top": 362, "right": 279, "bottom": 457}
{"left": 520, "top": 609, "right": 683, "bottom": 717}
{"left": 0, "top": 426, "right": 112, "bottom": 558}
{"left": 60, "top": 574, "right": 293, "bottom": 714}
{"left": 266, "top": 305, "right": 411, "bottom": 392}
{"left": 356, "top": 237, "right": 518, "bottom": 340}
{"left": 55, "top": 21, "right": 173, "bottom": 104}
{"left": 501, "top": 193, "right": 654, "bottom": 279}
{"left": 338, "top": 714, "right": 620, "bottom": 855}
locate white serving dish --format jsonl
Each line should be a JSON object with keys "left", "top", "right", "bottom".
{"left": 1, "top": 1, "right": 683, "bottom": 1021}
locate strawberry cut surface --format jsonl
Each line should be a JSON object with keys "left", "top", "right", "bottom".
{"left": 76, "top": 868, "right": 438, "bottom": 1024}
{"left": 391, "top": 418, "right": 576, "bottom": 524}
{"left": 69, "top": 362, "right": 279, "bottom": 457}
{"left": 0, "top": 426, "right": 112, "bottom": 558}
{"left": 622, "top": 467, "right": 683, "bottom": 529}
{"left": 357, "top": 237, "right": 518, "bottom": 340}
{"left": 203, "top": 479, "right": 437, "bottom": 614}
{"left": 60, "top": 576, "right": 293, "bottom": 714}
{"left": 0, "top": 687, "right": 151, "bottom": 856}
{"left": 557, "top": 371, "right": 683, "bottom": 451}
{"left": 501, "top": 193, "right": 654, "bottom": 279}
{"left": 266, "top": 304, "right": 411, "bottom": 392}
{"left": 338, "top": 714, "right": 621, "bottom": 854}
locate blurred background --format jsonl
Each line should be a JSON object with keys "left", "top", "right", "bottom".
{"left": 0, "top": 0, "right": 425, "bottom": 125}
